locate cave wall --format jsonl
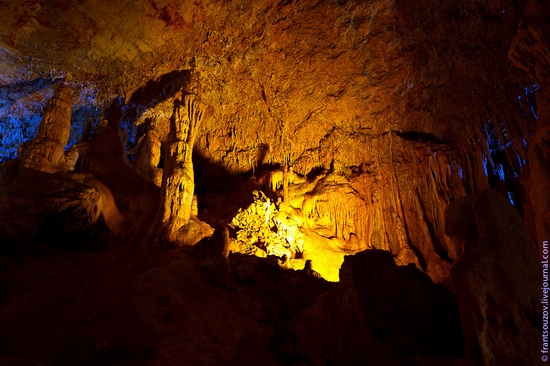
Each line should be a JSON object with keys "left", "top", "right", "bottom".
{"left": 509, "top": 0, "right": 550, "bottom": 255}
{"left": 0, "top": 0, "right": 538, "bottom": 278}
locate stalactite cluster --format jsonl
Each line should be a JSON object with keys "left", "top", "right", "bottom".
{"left": 256, "top": 134, "right": 478, "bottom": 280}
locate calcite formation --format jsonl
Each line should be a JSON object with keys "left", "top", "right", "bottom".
{"left": 0, "top": 0, "right": 540, "bottom": 282}
{"left": 231, "top": 190, "right": 304, "bottom": 260}
{"left": 157, "top": 78, "right": 205, "bottom": 245}
{"left": 134, "top": 129, "right": 162, "bottom": 187}
{"left": 19, "top": 82, "right": 72, "bottom": 173}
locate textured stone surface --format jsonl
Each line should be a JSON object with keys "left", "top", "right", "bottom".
{"left": 156, "top": 89, "right": 205, "bottom": 245}
{"left": 509, "top": 0, "right": 550, "bottom": 255}
{"left": 446, "top": 189, "right": 541, "bottom": 366}
{"left": 0, "top": 171, "right": 113, "bottom": 251}
{"left": 292, "top": 249, "right": 465, "bottom": 365}
{"left": 0, "top": 0, "right": 538, "bottom": 279}
{"left": 19, "top": 82, "right": 73, "bottom": 173}
{"left": 134, "top": 129, "right": 162, "bottom": 187}
{"left": 509, "top": 0, "right": 550, "bottom": 84}
{"left": 0, "top": 1, "right": 545, "bottom": 363}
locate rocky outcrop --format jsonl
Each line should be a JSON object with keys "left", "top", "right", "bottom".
{"left": 0, "top": 168, "right": 122, "bottom": 251}
{"left": 445, "top": 189, "right": 542, "bottom": 366}
{"left": 291, "top": 249, "right": 465, "bottom": 365}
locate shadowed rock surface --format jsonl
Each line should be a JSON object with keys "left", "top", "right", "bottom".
{"left": 446, "top": 189, "right": 542, "bottom": 366}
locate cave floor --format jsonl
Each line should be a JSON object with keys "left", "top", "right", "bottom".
{"left": 0, "top": 246, "right": 286, "bottom": 365}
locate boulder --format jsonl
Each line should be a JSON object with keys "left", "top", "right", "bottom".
{"left": 446, "top": 189, "right": 542, "bottom": 366}
{"left": 293, "top": 249, "right": 465, "bottom": 364}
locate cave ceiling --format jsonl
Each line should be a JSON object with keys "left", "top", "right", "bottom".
{"left": 0, "top": 0, "right": 533, "bottom": 173}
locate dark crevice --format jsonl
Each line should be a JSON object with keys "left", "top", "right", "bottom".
{"left": 394, "top": 130, "right": 446, "bottom": 144}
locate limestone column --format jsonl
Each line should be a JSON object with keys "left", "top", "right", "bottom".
{"left": 19, "top": 82, "right": 73, "bottom": 172}
{"left": 158, "top": 76, "right": 204, "bottom": 244}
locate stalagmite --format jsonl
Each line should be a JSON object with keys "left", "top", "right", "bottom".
{"left": 158, "top": 78, "right": 205, "bottom": 244}
{"left": 19, "top": 82, "right": 73, "bottom": 173}
{"left": 134, "top": 129, "right": 162, "bottom": 187}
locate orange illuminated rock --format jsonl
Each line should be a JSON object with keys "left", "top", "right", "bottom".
{"left": 155, "top": 75, "right": 213, "bottom": 246}
{"left": 134, "top": 129, "right": 163, "bottom": 187}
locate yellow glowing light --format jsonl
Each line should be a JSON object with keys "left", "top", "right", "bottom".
{"left": 231, "top": 191, "right": 350, "bottom": 282}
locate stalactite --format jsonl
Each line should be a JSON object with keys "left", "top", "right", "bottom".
{"left": 502, "top": 110, "right": 528, "bottom": 166}
{"left": 387, "top": 141, "right": 422, "bottom": 269}
{"left": 491, "top": 117, "right": 516, "bottom": 172}
{"left": 299, "top": 175, "right": 370, "bottom": 244}
{"left": 293, "top": 152, "right": 323, "bottom": 176}
{"left": 473, "top": 147, "right": 490, "bottom": 194}
{"left": 283, "top": 164, "right": 289, "bottom": 203}
{"left": 513, "top": 95, "right": 536, "bottom": 137}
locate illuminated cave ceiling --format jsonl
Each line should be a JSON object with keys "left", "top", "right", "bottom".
{"left": 0, "top": 0, "right": 539, "bottom": 280}
{"left": 0, "top": 0, "right": 533, "bottom": 163}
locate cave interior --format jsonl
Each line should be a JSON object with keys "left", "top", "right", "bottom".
{"left": 0, "top": 0, "right": 547, "bottom": 365}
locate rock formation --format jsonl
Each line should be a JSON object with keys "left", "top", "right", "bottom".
{"left": 73, "top": 99, "right": 162, "bottom": 243}
{"left": 0, "top": 0, "right": 546, "bottom": 364}
{"left": 156, "top": 74, "right": 211, "bottom": 246}
{"left": 19, "top": 82, "right": 72, "bottom": 173}
{"left": 134, "top": 129, "right": 162, "bottom": 187}
{"left": 509, "top": 0, "right": 550, "bottom": 255}
{"left": 445, "top": 189, "right": 542, "bottom": 366}
{"left": 291, "top": 249, "right": 465, "bottom": 365}
{"left": 0, "top": 0, "right": 539, "bottom": 281}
